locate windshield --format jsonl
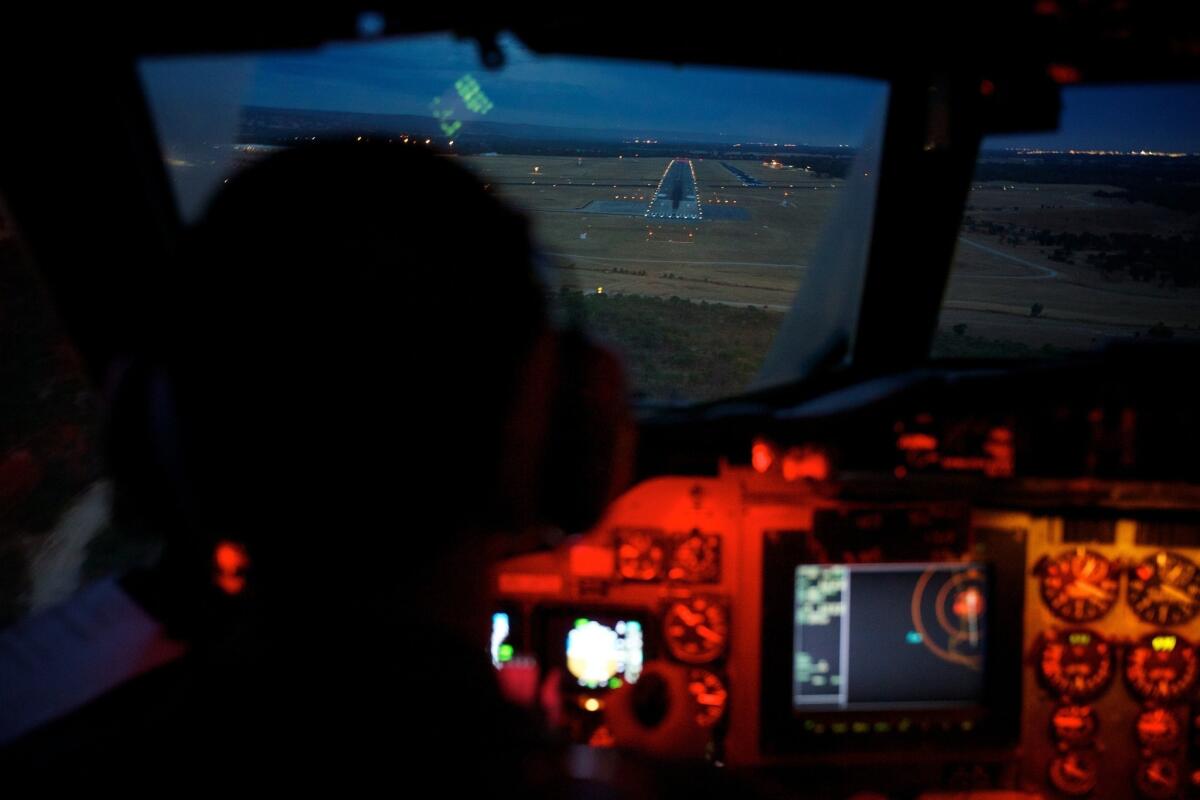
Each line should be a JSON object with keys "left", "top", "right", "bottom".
{"left": 138, "top": 32, "right": 887, "bottom": 405}
{"left": 932, "top": 84, "right": 1200, "bottom": 358}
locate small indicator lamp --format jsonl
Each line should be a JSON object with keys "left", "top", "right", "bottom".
{"left": 214, "top": 540, "right": 249, "bottom": 595}
{"left": 751, "top": 439, "right": 775, "bottom": 474}
{"left": 584, "top": 698, "right": 601, "bottom": 712}
{"left": 898, "top": 433, "right": 938, "bottom": 452}
{"left": 782, "top": 447, "right": 829, "bottom": 481}
{"left": 1048, "top": 63, "right": 1082, "bottom": 84}
{"left": 1153, "top": 636, "right": 1178, "bottom": 653}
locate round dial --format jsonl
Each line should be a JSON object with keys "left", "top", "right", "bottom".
{"left": 663, "top": 596, "right": 729, "bottom": 664}
{"left": 1051, "top": 704, "right": 1099, "bottom": 744}
{"left": 667, "top": 530, "right": 720, "bottom": 583}
{"left": 1039, "top": 629, "right": 1115, "bottom": 700}
{"left": 1125, "top": 633, "right": 1199, "bottom": 704}
{"left": 686, "top": 669, "right": 728, "bottom": 728}
{"left": 616, "top": 529, "right": 666, "bottom": 581}
{"left": 1136, "top": 708, "right": 1182, "bottom": 753}
{"left": 1048, "top": 751, "right": 1100, "bottom": 797}
{"left": 1128, "top": 551, "right": 1200, "bottom": 626}
{"left": 1040, "top": 548, "right": 1120, "bottom": 622}
{"left": 1136, "top": 758, "right": 1180, "bottom": 800}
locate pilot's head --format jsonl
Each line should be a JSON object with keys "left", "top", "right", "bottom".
{"left": 108, "top": 141, "right": 632, "bottom": 631}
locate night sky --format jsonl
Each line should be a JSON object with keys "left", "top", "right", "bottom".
{"left": 993, "top": 84, "right": 1200, "bottom": 153}
{"left": 148, "top": 32, "right": 1200, "bottom": 153}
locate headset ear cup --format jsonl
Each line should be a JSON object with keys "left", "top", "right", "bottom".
{"left": 540, "top": 333, "right": 635, "bottom": 533}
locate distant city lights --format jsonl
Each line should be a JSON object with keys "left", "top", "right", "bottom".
{"left": 1011, "top": 148, "right": 1195, "bottom": 158}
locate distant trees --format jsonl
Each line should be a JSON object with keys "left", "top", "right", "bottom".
{"left": 972, "top": 156, "right": 1200, "bottom": 213}
{"left": 960, "top": 214, "right": 1200, "bottom": 288}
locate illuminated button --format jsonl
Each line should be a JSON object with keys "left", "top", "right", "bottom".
{"left": 751, "top": 439, "right": 774, "bottom": 473}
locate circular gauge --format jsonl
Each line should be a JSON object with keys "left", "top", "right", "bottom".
{"left": 616, "top": 529, "right": 666, "bottom": 581}
{"left": 686, "top": 669, "right": 728, "bottom": 728}
{"left": 1040, "top": 548, "right": 1120, "bottom": 622}
{"left": 663, "top": 596, "right": 729, "bottom": 664}
{"left": 667, "top": 530, "right": 720, "bottom": 583}
{"left": 1136, "top": 758, "right": 1180, "bottom": 800}
{"left": 1051, "top": 704, "right": 1099, "bottom": 744}
{"left": 1039, "top": 629, "right": 1115, "bottom": 700}
{"left": 1128, "top": 551, "right": 1200, "bottom": 626}
{"left": 1125, "top": 633, "right": 1199, "bottom": 704}
{"left": 1136, "top": 708, "right": 1182, "bottom": 753}
{"left": 1048, "top": 750, "right": 1100, "bottom": 797}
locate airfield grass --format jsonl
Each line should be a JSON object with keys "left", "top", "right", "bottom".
{"left": 557, "top": 291, "right": 781, "bottom": 402}
{"left": 460, "top": 155, "right": 1200, "bottom": 395}
{"left": 558, "top": 290, "right": 1066, "bottom": 403}
{"left": 939, "top": 181, "right": 1200, "bottom": 350}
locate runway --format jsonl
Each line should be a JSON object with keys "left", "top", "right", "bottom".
{"left": 645, "top": 159, "right": 702, "bottom": 221}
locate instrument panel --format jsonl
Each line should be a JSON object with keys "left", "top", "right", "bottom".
{"left": 493, "top": 462, "right": 1200, "bottom": 797}
{"left": 1023, "top": 519, "right": 1200, "bottom": 800}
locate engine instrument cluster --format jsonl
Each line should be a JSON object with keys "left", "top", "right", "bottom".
{"left": 1023, "top": 522, "right": 1200, "bottom": 800}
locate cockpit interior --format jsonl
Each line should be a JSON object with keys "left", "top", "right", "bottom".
{"left": 3, "top": 4, "right": 1200, "bottom": 797}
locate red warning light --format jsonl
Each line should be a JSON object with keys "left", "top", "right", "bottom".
{"left": 214, "top": 540, "right": 249, "bottom": 595}
{"left": 980, "top": 79, "right": 996, "bottom": 97}
{"left": 751, "top": 439, "right": 775, "bottom": 474}
{"left": 782, "top": 447, "right": 830, "bottom": 481}
{"left": 898, "top": 433, "right": 938, "bottom": 452}
{"left": 1048, "top": 64, "right": 1082, "bottom": 85}
{"left": 984, "top": 427, "right": 1016, "bottom": 478}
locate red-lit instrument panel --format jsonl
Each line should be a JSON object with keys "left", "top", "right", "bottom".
{"left": 1023, "top": 518, "right": 1200, "bottom": 800}
{"left": 493, "top": 468, "right": 1200, "bottom": 799}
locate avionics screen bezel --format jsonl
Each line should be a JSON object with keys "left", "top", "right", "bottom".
{"left": 760, "top": 528, "right": 1024, "bottom": 754}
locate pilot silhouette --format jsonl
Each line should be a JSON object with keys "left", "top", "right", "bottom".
{"left": 0, "top": 142, "right": 635, "bottom": 791}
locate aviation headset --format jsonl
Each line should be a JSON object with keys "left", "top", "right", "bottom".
{"left": 106, "top": 144, "right": 634, "bottom": 607}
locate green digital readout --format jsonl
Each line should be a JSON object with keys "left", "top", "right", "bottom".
{"left": 430, "top": 74, "right": 495, "bottom": 139}
{"left": 455, "top": 74, "right": 494, "bottom": 114}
